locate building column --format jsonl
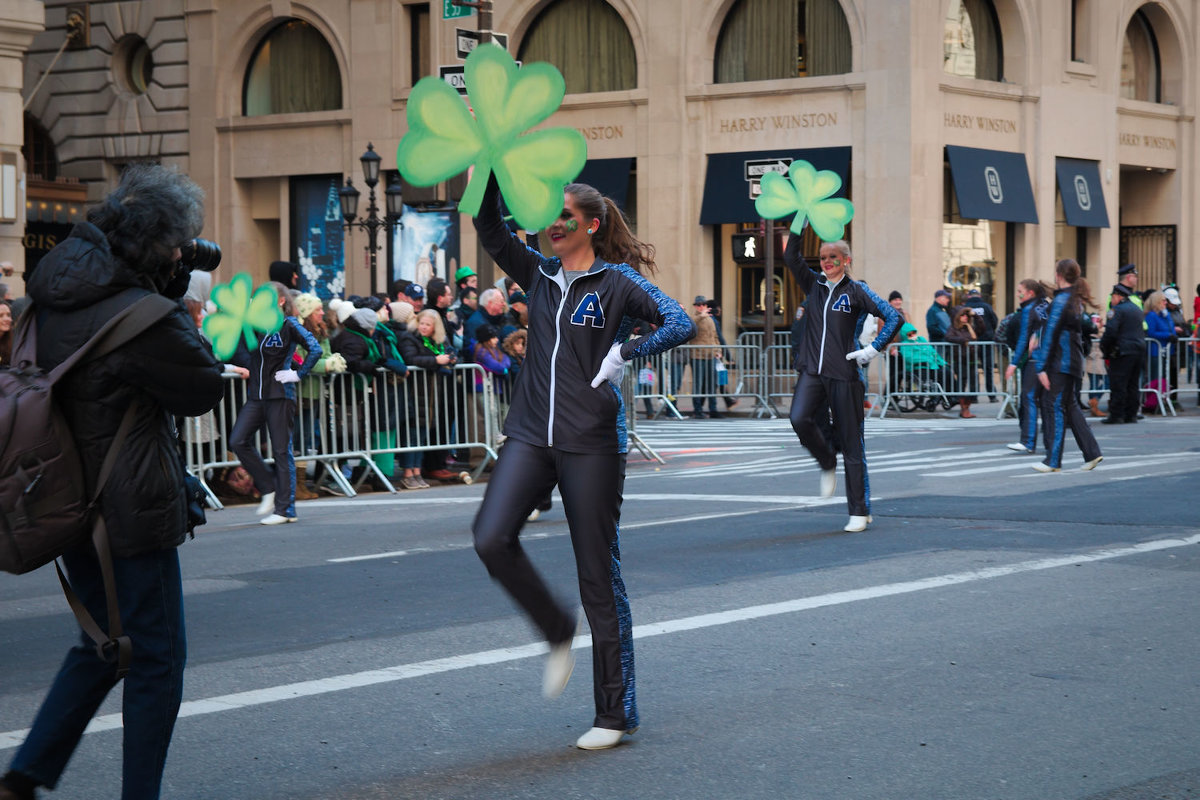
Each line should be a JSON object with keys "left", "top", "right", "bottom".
{"left": 0, "top": 0, "right": 44, "bottom": 296}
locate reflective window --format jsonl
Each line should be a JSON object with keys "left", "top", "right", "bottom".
{"left": 244, "top": 19, "right": 343, "bottom": 116}
{"left": 943, "top": 0, "right": 1002, "bottom": 81}
{"left": 1120, "top": 9, "right": 1159, "bottom": 102}
{"left": 715, "top": 0, "right": 851, "bottom": 83}
{"left": 518, "top": 0, "right": 636, "bottom": 93}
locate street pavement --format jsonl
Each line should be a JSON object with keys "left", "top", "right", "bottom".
{"left": 1, "top": 407, "right": 1198, "bottom": 799}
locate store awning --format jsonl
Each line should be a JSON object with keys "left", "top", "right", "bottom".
{"left": 574, "top": 157, "right": 633, "bottom": 211}
{"left": 1055, "top": 157, "right": 1109, "bottom": 228}
{"left": 699, "top": 147, "right": 851, "bottom": 225}
{"left": 945, "top": 145, "right": 1038, "bottom": 224}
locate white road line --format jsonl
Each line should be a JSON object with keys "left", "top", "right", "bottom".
{"left": 328, "top": 499, "right": 843, "bottom": 563}
{"left": 6, "top": 532, "right": 1194, "bottom": 751}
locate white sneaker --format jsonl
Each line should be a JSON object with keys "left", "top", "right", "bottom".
{"left": 844, "top": 515, "right": 870, "bottom": 533}
{"left": 1006, "top": 443, "right": 1030, "bottom": 452}
{"left": 1081, "top": 456, "right": 1103, "bottom": 471}
{"left": 260, "top": 513, "right": 296, "bottom": 525}
{"left": 543, "top": 638, "right": 574, "bottom": 698}
{"left": 255, "top": 492, "right": 275, "bottom": 516}
{"left": 575, "top": 726, "right": 636, "bottom": 750}
{"left": 1032, "top": 463, "right": 1060, "bottom": 473}
{"left": 819, "top": 469, "right": 836, "bottom": 498}
{"left": 527, "top": 508, "right": 540, "bottom": 522}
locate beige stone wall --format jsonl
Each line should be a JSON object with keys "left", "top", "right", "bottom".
{"left": 13, "top": 0, "right": 1198, "bottom": 329}
{"left": 0, "top": 0, "right": 44, "bottom": 295}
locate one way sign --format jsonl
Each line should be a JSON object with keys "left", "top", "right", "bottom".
{"left": 743, "top": 158, "right": 792, "bottom": 199}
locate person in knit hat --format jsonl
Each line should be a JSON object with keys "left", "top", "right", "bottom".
{"left": 291, "top": 291, "right": 346, "bottom": 498}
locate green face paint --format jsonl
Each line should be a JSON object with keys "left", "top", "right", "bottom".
{"left": 564, "top": 219, "right": 578, "bottom": 232}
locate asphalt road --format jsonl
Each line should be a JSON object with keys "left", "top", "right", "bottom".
{"left": 2, "top": 408, "right": 1198, "bottom": 799}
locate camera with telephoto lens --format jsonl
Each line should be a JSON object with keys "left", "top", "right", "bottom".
{"left": 178, "top": 238, "right": 222, "bottom": 272}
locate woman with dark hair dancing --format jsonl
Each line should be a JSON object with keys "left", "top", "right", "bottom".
{"left": 1031, "top": 259, "right": 1103, "bottom": 472}
{"left": 472, "top": 175, "right": 693, "bottom": 750}
{"left": 1003, "top": 279, "right": 1051, "bottom": 453}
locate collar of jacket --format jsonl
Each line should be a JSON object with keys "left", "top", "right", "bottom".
{"left": 542, "top": 255, "right": 610, "bottom": 290}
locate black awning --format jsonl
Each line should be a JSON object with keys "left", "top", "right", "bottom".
{"left": 699, "top": 147, "right": 851, "bottom": 225}
{"left": 574, "top": 157, "right": 633, "bottom": 212}
{"left": 1055, "top": 157, "right": 1109, "bottom": 228}
{"left": 946, "top": 145, "right": 1038, "bottom": 224}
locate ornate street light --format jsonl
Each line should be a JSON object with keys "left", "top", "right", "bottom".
{"left": 339, "top": 142, "right": 403, "bottom": 295}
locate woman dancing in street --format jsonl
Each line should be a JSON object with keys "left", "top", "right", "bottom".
{"left": 1031, "top": 259, "right": 1103, "bottom": 472}
{"left": 784, "top": 237, "right": 900, "bottom": 533}
{"left": 1003, "top": 279, "right": 1050, "bottom": 453}
{"left": 472, "top": 174, "right": 693, "bottom": 750}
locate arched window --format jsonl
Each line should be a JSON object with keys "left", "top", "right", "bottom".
{"left": 1120, "top": 9, "right": 1160, "bottom": 102}
{"left": 943, "top": 0, "right": 1002, "bottom": 81}
{"left": 244, "top": 19, "right": 342, "bottom": 116}
{"left": 22, "top": 114, "right": 58, "bottom": 181}
{"left": 715, "top": 0, "right": 851, "bottom": 83}
{"left": 518, "top": 0, "right": 636, "bottom": 93}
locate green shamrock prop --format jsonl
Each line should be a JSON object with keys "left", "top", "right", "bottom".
{"left": 396, "top": 43, "right": 587, "bottom": 231}
{"left": 202, "top": 272, "right": 283, "bottom": 361}
{"left": 754, "top": 160, "right": 855, "bottom": 241}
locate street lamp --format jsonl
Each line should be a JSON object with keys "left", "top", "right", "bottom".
{"left": 339, "top": 142, "right": 405, "bottom": 295}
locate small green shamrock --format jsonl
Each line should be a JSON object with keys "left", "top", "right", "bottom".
{"left": 396, "top": 43, "right": 587, "bottom": 232}
{"left": 754, "top": 160, "right": 855, "bottom": 241}
{"left": 202, "top": 273, "right": 283, "bottom": 361}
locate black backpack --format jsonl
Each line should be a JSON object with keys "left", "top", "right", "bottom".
{"left": 0, "top": 293, "right": 176, "bottom": 676}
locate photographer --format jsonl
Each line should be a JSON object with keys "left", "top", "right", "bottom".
{"left": 1, "top": 164, "right": 224, "bottom": 800}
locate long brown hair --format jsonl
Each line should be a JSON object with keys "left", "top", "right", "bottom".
{"left": 1055, "top": 258, "right": 1094, "bottom": 312}
{"left": 1018, "top": 278, "right": 1051, "bottom": 301}
{"left": 565, "top": 183, "right": 657, "bottom": 275}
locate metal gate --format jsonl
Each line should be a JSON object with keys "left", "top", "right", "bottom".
{"left": 1119, "top": 225, "right": 1176, "bottom": 290}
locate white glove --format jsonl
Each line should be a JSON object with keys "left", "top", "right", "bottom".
{"left": 324, "top": 353, "right": 347, "bottom": 374}
{"left": 590, "top": 343, "right": 627, "bottom": 388}
{"left": 845, "top": 344, "right": 879, "bottom": 366}
{"left": 274, "top": 368, "right": 300, "bottom": 384}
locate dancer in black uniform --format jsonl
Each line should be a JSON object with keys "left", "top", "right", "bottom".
{"left": 1003, "top": 279, "right": 1050, "bottom": 453}
{"left": 472, "top": 175, "right": 694, "bottom": 750}
{"left": 1031, "top": 259, "right": 1103, "bottom": 472}
{"left": 784, "top": 238, "right": 900, "bottom": 532}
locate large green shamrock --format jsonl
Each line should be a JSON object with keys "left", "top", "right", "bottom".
{"left": 202, "top": 272, "right": 283, "bottom": 361}
{"left": 754, "top": 160, "right": 855, "bottom": 241}
{"left": 395, "top": 43, "right": 587, "bottom": 231}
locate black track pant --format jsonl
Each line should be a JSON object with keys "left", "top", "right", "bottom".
{"left": 472, "top": 439, "right": 637, "bottom": 732}
{"left": 1039, "top": 372, "right": 1102, "bottom": 469}
{"left": 789, "top": 372, "right": 869, "bottom": 516}
{"left": 230, "top": 398, "right": 296, "bottom": 517}
{"left": 1018, "top": 360, "right": 1043, "bottom": 450}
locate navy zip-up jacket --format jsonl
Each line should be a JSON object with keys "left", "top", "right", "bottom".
{"left": 1033, "top": 288, "right": 1084, "bottom": 378}
{"left": 246, "top": 316, "right": 322, "bottom": 401}
{"left": 1011, "top": 297, "right": 1049, "bottom": 369}
{"left": 474, "top": 179, "right": 694, "bottom": 453}
{"left": 782, "top": 234, "right": 900, "bottom": 381}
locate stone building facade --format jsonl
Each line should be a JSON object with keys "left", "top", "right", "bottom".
{"left": 3, "top": 0, "right": 1195, "bottom": 338}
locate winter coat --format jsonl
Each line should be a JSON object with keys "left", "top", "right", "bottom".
{"left": 474, "top": 175, "right": 694, "bottom": 454}
{"left": 1100, "top": 299, "right": 1145, "bottom": 360}
{"left": 1033, "top": 288, "right": 1086, "bottom": 378}
{"left": 26, "top": 221, "right": 224, "bottom": 557}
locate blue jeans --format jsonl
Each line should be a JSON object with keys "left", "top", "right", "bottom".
{"left": 9, "top": 545, "right": 186, "bottom": 800}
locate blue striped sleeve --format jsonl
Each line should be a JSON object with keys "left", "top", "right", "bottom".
{"left": 860, "top": 282, "right": 901, "bottom": 351}
{"left": 288, "top": 316, "right": 323, "bottom": 378}
{"left": 611, "top": 264, "right": 696, "bottom": 359}
{"left": 1032, "top": 294, "right": 1065, "bottom": 372}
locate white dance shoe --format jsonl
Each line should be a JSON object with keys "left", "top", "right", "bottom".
{"left": 255, "top": 492, "right": 275, "bottom": 516}
{"left": 844, "top": 515, "right": 871, "bottom": 533}
{"left": 819, "top": 469, "right": 837, "bottom": 498}
{"left": 576, "top": 726, "right": 637, "bottom": 750}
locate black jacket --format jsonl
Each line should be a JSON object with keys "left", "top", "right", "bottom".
{"left": 963, "top": 296, "right": 998, "bottom": 340}
{"left": 27, "top": 222, "right": 224, "bottom": 557}
{"left": 1100, "top": 298, "right": 1147, "bottom": 359}
{"left": 474, "top": 178, "right": 694, "bottom": 453}
{"left": 782, "top": 235, "right": 900, "bottom": 381}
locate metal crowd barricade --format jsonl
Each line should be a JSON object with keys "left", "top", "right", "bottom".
{"left": 880, "top": 341, "right": 959, "bottom": 417}
{"left": 652, "top": 343, "right": 773, "bottom": 418}
{"left": 182, "top": 363, "right": 499, "bottom": 507}
{"left": 1143, "top": 337, "right": 1176, "bottom": 416}
{"left": 1174, "top": 336, "right": 1200, "bottom": 408}
{"left": 629, "top": 350, "right": 683, "bottom": 419}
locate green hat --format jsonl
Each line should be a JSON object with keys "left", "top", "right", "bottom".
{"left": 455, "top": 266, "right": 476, "bottom": 282}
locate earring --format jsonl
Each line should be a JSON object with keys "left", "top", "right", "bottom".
{"left": 586, "top": 227, "right": 594, "bottom": 235}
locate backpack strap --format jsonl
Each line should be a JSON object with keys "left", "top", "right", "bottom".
{"left": 44, "top": 293, "right": 178, "bottom": 384}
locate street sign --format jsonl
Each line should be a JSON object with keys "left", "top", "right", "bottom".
{"left": 443, "top": 0, "right": 472, "bottom": 19}
{"left": 439, "top": 64, "right": 467, "bottom": 95}
{"left": 743, "top": 157, "right": 792, "bottom": 199}
{"left": 455, "top": 28, "right": 509, "bottom": 59}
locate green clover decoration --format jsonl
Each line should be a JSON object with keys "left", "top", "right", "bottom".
{"left": 202, "top": 272, "right": 283, "bottom": 361}
{"left": 753, "top": 160, "right": 855, "bottom": 242}
{"left": 395, "top": 43, "right": 587, "bottom": 232}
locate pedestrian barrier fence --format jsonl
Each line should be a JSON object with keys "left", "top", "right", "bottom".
{"left": 183, "top": 363, "right": 498, "bottom": 508}
{"left": 630, "top": 344, "right": 776, "bottom": 419}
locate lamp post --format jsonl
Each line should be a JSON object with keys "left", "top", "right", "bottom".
{"left": 339, "top": 142, "right": 405, "bottom": 295}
